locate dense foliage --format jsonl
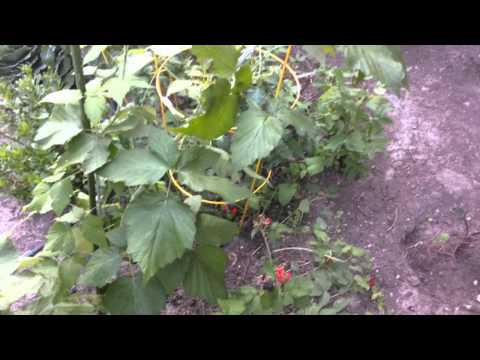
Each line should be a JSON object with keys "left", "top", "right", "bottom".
{"left": 0, "top": 45, "right": 406, "bottom": 315}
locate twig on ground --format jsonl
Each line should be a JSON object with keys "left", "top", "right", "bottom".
{"left": 386, "top": 207, "right": 399, "bottom": 233}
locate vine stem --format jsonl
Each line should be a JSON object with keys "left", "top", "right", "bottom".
{"left": 70, "top": 45, "right": 97, "bottom": 216}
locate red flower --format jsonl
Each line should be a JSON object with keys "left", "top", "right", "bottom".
{"left": 223, "top": 205, "right": 238, "bottom": 219}
{"left": 368, "top": 274, "right": 376, "bottom": 289}
{"left": 263, "top": 217, "right": 272, "bottom": 226}
{"left": 275, "top": 265, "right": 292, "bottom": 285}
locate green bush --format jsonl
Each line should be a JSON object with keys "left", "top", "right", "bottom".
{"left": 0, "top": 65, "right": 60, "bottom": 200}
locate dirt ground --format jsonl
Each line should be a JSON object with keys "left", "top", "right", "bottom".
{"left": 327, "top": 45, "right": 480, "bottom": 314}
{"left": 3, "top": 45, "right": 480, "bottom": 315}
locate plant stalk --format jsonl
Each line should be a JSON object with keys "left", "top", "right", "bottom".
{"left": 69, "top": 45, "right": 97, "bottom": 215}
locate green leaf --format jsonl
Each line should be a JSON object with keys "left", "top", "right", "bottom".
{"left": 103, "top": 273, "right": 166, "bottom": 315}
{"left": 171, "top": 79, "right": 239, "bottom": 140}
{"left": 167, "top": 79, "right": 193, "bottom": 96}
{"left": 79, "top": 248, "right": 122, "bottom": 287}
{"left": 218, "top": 298, "right": 246, "bottom": 315}
{"left": 58, "top": 133, "right": 111, "bottom": 174}
{"left": 79, "top": 215, "right": 108, "bottom": 249}
{"left": 279, "top": 107, "right": 316, "bottom": 137}
{"left": 106, "top": 225, "right": 127, "bottom": 248}
{"left": 267, "top": 222, "right": 293, "bottom": 241}
{"left": 0, "top": 236, "right": 19, "bottom": 281}
{"left": 196, "top": 214, "right": 238, "bottom": 247}
{"left": 72, "top": 227, "right": 95, "bottom": 256}
{"left": 83, "top": 45, "right": 110, "bottom": 65}
{"left": 25, "top": 179, "right": 73, "bottom": 216}
{"left": 278, "top": 183, "right": 298, "bottom": 206}
{"left": 102, "top": 77, "right": 150, "bottom": 106}
{"left": 150, "top": 45, "right": 192, "bottom": 57}
{"left": 436, "top": 233, "right": 450, "bottom": 243}
{"left": 234, "top": 65, "right": 253, "bottom": 93}
{"left": 178, "top": 171, "right": 251, "bottom": 203}
{"left": 40, "top": 89, "right": 82, "bottom": 104}
{"left": 44, "top": 222, "right": 75, "bottom": 254}
{"left": 284, "top": 277, "right": 314, "bottom": 298}
{"left": 305, "top": 156, "right": 325, "bottom": 176}
{"left": 337, "top": 45, "right": 407, "bottom": 93}
{"left": 124, "top": 193, "right": 196, "bottom": 281}
{"left": 147, "top": 126, "right": 179, "bottom": 168}
{"left": 40, "top": 302, "right": 96, "bottom": 315}
{"left": 34, "top": 105, "right": 83, "bottom": 149}
{"left": 55, "top": 256, "right": 83, "bottom": 301}
{"left": 231, "top": 109, "right": 284, "bottom": 170}
{"left": 103, "top": 106, "right": 155, "bottom": 134}
{"left": 56, "top": 206, "right": 85, "bottom": 224}
{"left": 184, "top": 195, "right": 202, "bottom": 214}
{"left": 85, "top": 95, "right": 107, "bottom": 124}
{"left": 97, "top": 149, "right": 169, "bottom": 186}
{"left": 298, "top": 199, "right": 310, "bottom": 214}
{"left": 192, "top": 45, "right": 240, "bottom": 78}
{"left": 155, "top": 255, "right": 191, "bottom": 295}
{"left": 184, "top": 244, "right": 227, "bottom": 303}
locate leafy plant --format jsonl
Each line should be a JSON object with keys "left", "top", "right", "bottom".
{"left": 0, "top": 65, "right": 61, "bottom": 199}
{"left": 0, "top": 45, "right": 406, "bottom": 315}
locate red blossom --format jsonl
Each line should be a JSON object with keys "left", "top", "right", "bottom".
{"left": 263, "top": 217, "right": 272, "bottom": 226}
{"left": 275, "top": 265, "right": 292, "bottom": 285}
{"left": 230, "top": 207, "right": 238, "bottom": 218}
{"left": 368, "top": 274, "right": 376, "bottom": 289}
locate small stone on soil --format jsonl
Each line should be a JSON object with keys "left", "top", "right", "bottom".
{"left": 474, "top": 280, "right": 478, "bottom": 286}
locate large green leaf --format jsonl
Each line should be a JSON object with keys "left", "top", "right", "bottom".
{"left": 192, "top": 45, "right": 240, "bottom": 78}
{"left": 103, "top": 273, "right": 166, "bottom": 315}
{"left": 79, "top": 215, "right": 108, "bottom": 248}
{"left": 106, "top": 225, "right": 127, "bottom": 248}
{"left": 43, "top": 222, "right": 75, "bottom": 254}
{"left": 58, "top": 133, "right": 111, "bottom": 174}
{"left": 97, "top": 149, "right": 169, "bottom": 186}
{"left": 34, "top": 105, "right": 84, "bottom": 149}
{"left": 196, "top": 214, "right": 238, "bottom": 247}
{"left": 0, "top": 236, "right": 18, "bottom": 283}
{"left": 124, "top": 193, "right": 196, "bottom": 281}
{"left": 183, "top": 244, "right": 228, "bottom": 304}
{"left": 102, "top": 76, "right": 151, "bottom": 106}
{"left": 171, "top": 79, "right": 239, "bottom": 140}
{"left": 40, "top": 89, "right": 82, "bottom": 105}
{"left": 39, "top": 302, "right": 97, "bottom": 315}
{"left": 231, "top": 108, "right": 284, "bottom": 170}
{"left": 336, "top": 45, "right": 407, "bottom": 93}
{"left": 103, "top": 106, "right": 156, "bottom": 134}
{"left": 147, "top": 126, "right": 179, "bottom": 168}
{"left": 78, "top": 248, "right": 122, "bottom": 287}
{"left": 83, "top": 45, "right": 110, "bottom": 65}
{"left": 155, "top": 255, "right": 192, "bottom": 295}
{"left": 278, "top": 183, "right": 298, "bottom": 206}
{"left": 23, "top": 178, "right": 73, "bottom": 216}
{"left": 177, "top": 171, "right": 251, "bottom": 203}
{"left": 85, "top": 95, "right": 108, "bottom": 124}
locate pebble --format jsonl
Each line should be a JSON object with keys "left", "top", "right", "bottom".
{"left": 421, "top": 86, "right": 429, "bottom": 92}
{"left": 395, "top": 274, "right": 401, "bottom": 280}
{"left": 477, "top": 295, "right": 480, "bottom": 303}
{"left": 466, "top": 216, "right": 472, "bottom": 221}
{"left": 464, "top": 102, "right": 471, "bottom": 107}
{"left": 474, "top": 280, "right": 478, "bottom": 286}
{"left": 465, "top": 304, "right": 473, "bottom": 310}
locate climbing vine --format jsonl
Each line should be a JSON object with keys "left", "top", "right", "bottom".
{"left": 0, "top": 45, "right": 406, "bottom": 314}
